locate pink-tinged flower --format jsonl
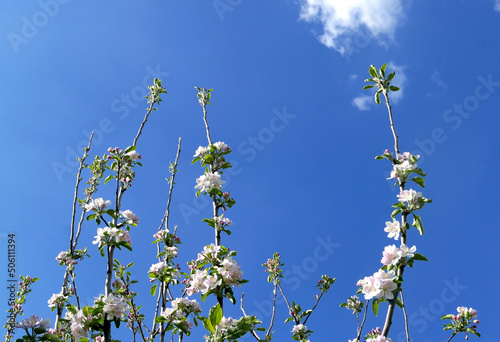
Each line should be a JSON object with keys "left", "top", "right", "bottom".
{"left": 121, "top": 210, "right": 139, "bottom": 224}
{"left": 126, "top": 150, "right": 141, "bottom": 161}
{"left": 381, "top": 245, "right": 401, "bottom": 266}
{"left": 95, "top": 336, "right": 105, "bottom": 342}
{"left": 69, "top": 310, "right": 88, "bottom": 341}
{"left": 384, "top": 220, "right": 401, "bottom": 240}
{"left": 85, "top": 198, "right": 111, "bottom": 212}
{"left": 194, "top": 146, "right": 208, "bottom": 157}
{"left": 116, "top": 229, "right": 132, "bottom": 245}
{"left": 102, "top": 294, "right": 128, "bottom": 320}
{"left": 15, "top": 315, "right": 50, "bottom": 329}
{"left": 92, "top": 227, "right": 119, "bottom": 247}
{"left": 195, "top": 172, "right": 225, "bottom": 192}
{"left": 292, "top": 324, "right": 307, "bottom": 334}
{"left": 202, "top": 274, "right": 222, "bottom": 294}
{"left": 213, "top": 141, "right": 230, "bottom": 151}
{"left": 217, "top": 316, "right": 237, "bottom": 332}
{"left": 367, "top": 336, "right": 392, "bottom": 342}
{"left": 398, "top": 244, "right": 416, "bottom": 260}
{"left": 149, "top": 262, "right": 167, "bottom": 275}
{"left": 197, "top": 243, "right": 222, "bottom": 262}
{"left": 358, "top": 270, "right": 397, "bottom": 300}
{"left": 217, "top": 257, "right": 243, "bottom": 286}
{"left": 48, "top": 292, "right": 67, "bottom": 308}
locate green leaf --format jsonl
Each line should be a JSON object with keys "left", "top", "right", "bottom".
{"left": 387, "top": 71, "right": 396, "bottom": 81}
{"left": 369, "top": 65, "right": 378, "bottom": 78}
{"left": 104, "top": 175, "right": 113, "bottom": 184}
{"left": 200, "top": 316, "right": 214, "bottom": 334}
{"left": 375, "top": 155, "right": 385, "bottom": 160}
{"left": 390, "top": 86, "right": 400, "bottom": 92}
{"left": 375, "top": 90, "right": 381, "bottom": 104}
{"left": 395, "top": 297, "right": 404, "bottom": 308}
{"left": 362, "top": 84, "right": 375, "bottom": 90}
{"left": 413, "top": 214, "right": 424, "bottom": 235}
{"left": 151, "top": 284, "right": 157, "bottom": 296}
{"left": 411, "top": 176, "right": 425, "bottom": 188}
{"left": 412, "top": 253, "right": 428, "bottom": 262}
{"left": 209, "top": 304, "right": 223, "bottom": 327}
{"left": 380, "top": 63, "right": 387, "bottom": 78}
{"left": 391, "top": 208, "right": 403, "bottom": 219}
{"left": 372, "top": 299, "right": 380, "bottom": 316}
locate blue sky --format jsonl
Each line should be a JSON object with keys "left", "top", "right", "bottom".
{"left": 1, "top": 1, "right": 499, "bottom": 341}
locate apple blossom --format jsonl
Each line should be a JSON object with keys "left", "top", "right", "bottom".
{"left": 84, "top": 197, "right": 111, "bottom": 212}
{"left": 15, "top": 315, "right": 50, "bottom": 329}
{"left": 121, "top": 209, "right": 139, "bottom": 224}
{"left": 384, "top": 220, "right": 401, "bottom": 240}
{"left": 101, "top": 294, "right": 128, "bottom": 320}
{"left": 195, "top": 172, "right": 225, "bottom": 193}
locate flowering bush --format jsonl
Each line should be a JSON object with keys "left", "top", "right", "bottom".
{"left": 3, "top": 68, "right": 481, "bottom": 342}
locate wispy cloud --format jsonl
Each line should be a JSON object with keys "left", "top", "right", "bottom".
{"left": 352, "top": 62, "right": 407, "bottom": 111}
{"left": 352, "top": 94, "right": 372, "bottom": 111}
{"left": 299, "top": 0, "right": 407, "bottom": 55}
{"left": 427, "top": 71, "right": 448, "bottom": 96}
{"left": 495, "top": 0, "right": 500, "bottom": 11}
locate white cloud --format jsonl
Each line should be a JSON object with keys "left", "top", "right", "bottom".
{"left": 299, "top": 0, "right": 407, "bottom": 55}
{"left": 352, "top": 94, "right": 372, "bottom": 111}
{"left": 495, "top": 0, "right": 500, "bottom": 11}
{"left": 352, "top": 62, "right": 407, "bottom": 111}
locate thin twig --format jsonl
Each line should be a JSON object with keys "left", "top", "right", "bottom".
{"left": 382, "top": 90, "right": 399, "bottom": 156}
{"left": 303, "top": 292, "right": 323, "bottom": 325}
{"left": 55, "top": 133, "right": 93, "bottom": 331}
{"left": 356, "top": 300, "right": 369, "bottom": 341}
{"left": 133, "top": 101, "right": 155, "bottom": 147}
{"left": 265, "top": 283, "right": 278, "bottom": 339}
{"left": 445, "top": 333, "right": 456, "bottom": 342}
{"left": 240, "top": 294, "right": 262, "bottom": 341}
{"left": 277, "top": 284, "right": 294, "bottom": 320}
{"left": 400, "top": 290, "right": 410, "bottom": 342}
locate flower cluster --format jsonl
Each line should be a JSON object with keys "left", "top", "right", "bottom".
{"left": 363, "top": 327, "right": 392, "bottom": 342}
{"left": 442, "top": 307, "right": 481, "bottom": 339}
{"left": 92, "top": 227, "right": 131, "bottom": 248}
{"left": 106, "top": 146, "right": 142, "bottom": 189}
{"left": 160, "top": 297, "right": 201, "bottom": 333}
{"left": 121, "top": 209, "right": 139, "bottom": 225}
{"left": 380, "top": 244, "right": 416, "bottom": 267}
{"left": 193, "top": 141, "right": 232, "bottom": 170}
{"left": 263, "top": 252, "right": 284, "bottom": 284}
{"left": 195, "top": 172, "right": 225, "bottom": 194}
{"left": 84, "top": 197, "right": 111, "bottom": 213}
{"left": 15, "top": 315, "right": 50, "bottom": 330}
{"left": 291, "top": 323, "right": 311, "bottom": 341}
{"left": 55, "top": 250, "right": 78, "bottom": 270}
{"left": 84, "top": 155, "right": 107, "bottom": 200}
{"left": 342, "top": 295, "right": 364, "bottom": 314}
{"left": 100, "top": 294, "right": 129, "bottom": 321}
{"left": 186, "top": 244, "right": 244, "bottom": 298}
{"left": 397, "top": 189, "right": 424, "bottom": 210}
{"left": 148, "top": 261, "right": 181, "bottom": 283}
{"left": 47, "top": 292, "right": 67, "bottom": 309}
{"left": 357, "top": 270, "right": 397, "bottom": 300}
{"left": 387, "top": 152, "right": 419, "bottom": 184}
